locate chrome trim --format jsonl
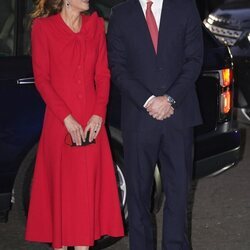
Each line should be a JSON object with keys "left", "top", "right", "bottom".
{"left": 208, "top": 162, "right": 235, "bottom": 177}
{"left": 207, "top": 14, "right": 239, "bottom": 26}
{"left": 116, "top": 164, "right": 127, "bottom": 207}
{"left": 241, "top": 108, "right": 250, "bottom": 121}
{"left": 17, "top": 77, "right": 35, "bottom": 85}
{"left": 204, "top": 21, "right": 242, "bottom": 38}
{"left": 214, "top": 35, "right": 237, "bottom": 46}
{"left": 116, "top": 164, "right": 128, "bottom": 219}
{"left": 204, "top": 19, "right": 243, "bottom": 46}
{"left": 202, "top": 71, "right": 220, "bottom": 79}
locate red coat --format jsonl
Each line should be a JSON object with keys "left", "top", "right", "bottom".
{"left": 25, "top": 13, "right": 124, "bottom": 248}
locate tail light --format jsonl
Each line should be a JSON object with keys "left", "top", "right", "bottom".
{"left": 220, "top": 90, "right": 231, "bottom": 114}
{"left": 221, "top": 68, "right": 233, "bottom": 87}
{"left": 219, "top": 68, "right": 233, "bottom": 117}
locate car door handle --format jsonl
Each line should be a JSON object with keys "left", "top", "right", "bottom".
{"left": 17, "top": 77, "right": 35, "bottom": 85}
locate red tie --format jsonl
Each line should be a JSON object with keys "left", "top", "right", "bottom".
{"left": 146, "top": 1, "right": 158, "bottom": 53}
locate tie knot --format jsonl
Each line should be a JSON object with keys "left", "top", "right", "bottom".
{"left": 147, "top": 1, "right": 153, "bottom": 9}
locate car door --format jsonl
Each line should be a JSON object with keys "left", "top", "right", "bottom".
{"left": 0, "top": 0, "right": 44, "bottom": 186}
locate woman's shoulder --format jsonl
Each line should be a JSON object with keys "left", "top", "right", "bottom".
{"left": 84, "top": 12, "right": 105, "bottom": 33}
{"left": 32, "top": 14, "right": 58, "bottom": 30}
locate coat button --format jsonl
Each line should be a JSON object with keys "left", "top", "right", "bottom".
{"left": 78, "top": 94, "right": 83, "bottom": 99}
{"left": 78, "top": 80, "right": 81, "bottom": 84}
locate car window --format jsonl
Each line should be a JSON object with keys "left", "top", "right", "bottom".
{"left": 20, "top": 0, "right": 35, "bottom": 55}
{"left": 0, "top": 0, "right": 16, "bottom": 57}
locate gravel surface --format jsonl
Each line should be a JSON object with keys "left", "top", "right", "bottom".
{"left": 0, "top": 123, "right": 249, "bottom": 250}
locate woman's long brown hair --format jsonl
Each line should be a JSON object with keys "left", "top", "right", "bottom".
{"left": 31, "top": 0, "right": 64, "bottom": 18}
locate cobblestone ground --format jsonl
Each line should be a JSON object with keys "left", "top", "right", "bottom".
{"left": 0, "top": 123, "right": 250, "bottom": 250}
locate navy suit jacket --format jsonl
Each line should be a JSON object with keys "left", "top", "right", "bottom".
{"left": 107, "top": 0, "right": 204, "bottom": 132}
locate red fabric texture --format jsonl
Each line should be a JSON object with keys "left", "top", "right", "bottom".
{"left": 146, "top": 1, "right": 158, "bottom": 53}
{"left": 25, "top": 12, "right": 124, "bottom": 248}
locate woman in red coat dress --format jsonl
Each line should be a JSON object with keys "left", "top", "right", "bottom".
{"left": 25, "top": 0, "right": 124, "bottom": 249}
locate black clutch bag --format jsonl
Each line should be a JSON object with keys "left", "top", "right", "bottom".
{"left": 65, "top": 131, "right": 96, "bottom": 147}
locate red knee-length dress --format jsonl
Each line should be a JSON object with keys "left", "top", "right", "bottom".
{"left": 25, "top": 12, "right": 124, "bottom": 248}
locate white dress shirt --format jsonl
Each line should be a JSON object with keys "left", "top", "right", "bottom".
{"left": 139, "top": 0, "right": 163, "bottom": 29}
{"left": 140, "top": 0, "right": 164, "bottom": 107}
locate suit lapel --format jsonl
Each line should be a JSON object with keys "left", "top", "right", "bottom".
{"left": 157, "top": 0, "right": 171, "bottom": 57}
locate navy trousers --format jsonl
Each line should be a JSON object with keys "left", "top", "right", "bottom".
{"left": 123, "top": 122, "right": 193, "bottom": 250}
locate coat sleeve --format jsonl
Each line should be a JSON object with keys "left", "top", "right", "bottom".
{"left": 31, "top": 19, "right": 71, "bottom": 123}
{"left": 107, "top": 10, "right": 153, "bottom": 109}
{"left": 166, "top": 0, "right": 204, "bottom": 107}
{"left": 93, "top": 18, "right": 111, "bottom": 121}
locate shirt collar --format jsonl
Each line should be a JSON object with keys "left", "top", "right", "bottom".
{"left": 139, "top": 0, "right": 162, "bottom": 11}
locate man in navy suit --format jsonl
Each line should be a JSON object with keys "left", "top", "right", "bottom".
{"left": 107, "top": 0, "right": 203, "bottom": 249}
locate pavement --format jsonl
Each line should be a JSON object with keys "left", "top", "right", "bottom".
{"left": 0, "top": 122, "right": 250, "bottom": 250}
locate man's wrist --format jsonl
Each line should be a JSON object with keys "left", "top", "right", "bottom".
{"left": 144, "top": 95, "right": 156, "bottom": 108}
{"left": 164, "top": 95, "right": 176, "bottom": 106}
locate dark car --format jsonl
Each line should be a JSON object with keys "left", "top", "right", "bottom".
{"left": 197, "top": 0, "right": 235, "bottom": 20}
{"left": 203, "top": 1, "right": 250, "bottom": 123}
{"left": 0, "top": 0, "right": 241, "bottom": 249}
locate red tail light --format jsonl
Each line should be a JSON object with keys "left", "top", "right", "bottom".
{"left": 219, "top": 68, "right": 233, "bottom": 117}
{"left": 221, "top": 68, "right": 233, "bottom": 87}
{"left": 220, "top": 90, "right": 231, "bottom": 114}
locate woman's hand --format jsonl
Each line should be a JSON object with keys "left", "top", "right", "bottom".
{"left": 84, "top": 115, "right": 103, "bottom": 142}
{"left": 64, "top": 114, "right": 85, "bottom": 146}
